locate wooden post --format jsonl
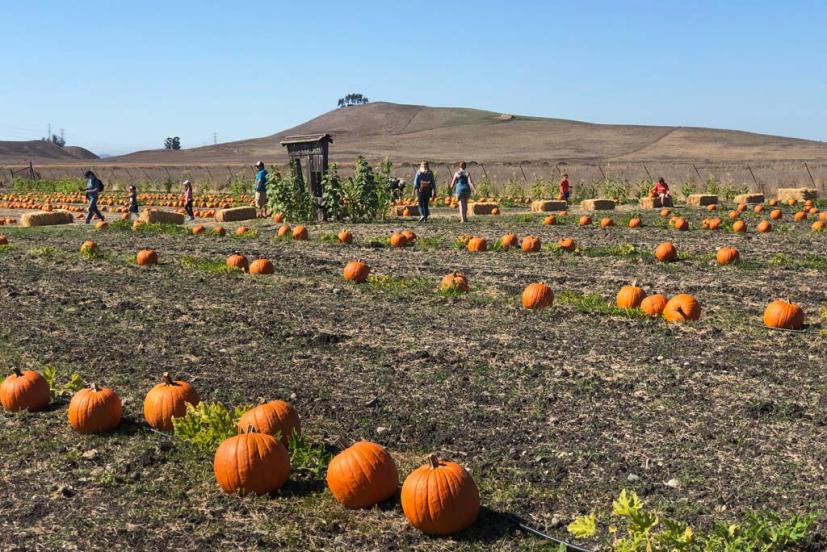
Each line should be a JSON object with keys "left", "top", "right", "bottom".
{"left": 803, "top": 162, "right": 817, "bottom": 187}
{"left": 518, "top": 164, "right": 528, "bottom": 183}
{"left": 597, "top": 164, "right": 607, "bottom": 181}
{"left": 692, "top": 163, "right": 704, "bottom": 184}
{"left": 746, "top": 164, "right": 759, "bottom": 190}
{"left": 480, "top": 163, "right": 489, "bottom": 179}
{"left": 641, "top": 163, "right": 653, "bottom": 181}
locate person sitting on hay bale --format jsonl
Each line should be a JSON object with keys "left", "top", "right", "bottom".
{"left": 650, "top": 177, "right": 671, "bottom": 203}
{"left": 559, "top": 173, "right": 570, "bottom": 202}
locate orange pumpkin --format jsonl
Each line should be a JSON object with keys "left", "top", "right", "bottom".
{"left": 812, "top": 220, "right": 825, "bottom": 232}
{"left": 68, "top": 384, "right": 122, "bottom": 434}
{"left": 95, "top": 221, "right": 108, "bottom": 230}
{"left": 763, "top": 300, "right": 804, "bottom": 330}
{"left": 655, "top": 242, "right": 677, "bottom": 262}
{"left": 756, "top": 220, "right": 772, "bottom": 233}
{"left": 491, "top": 207, "right": 500, "bottom": 215}
{"left": 768, "top": 198, "right": 778, "bottom": 206}
{"left": 557, "top": 237, "right": 576, "bottom": 252}
{"left": 716, "top": 247, "right": 740, "bottom": 265}
{"left": 389, "top": 232, "right": 408, "bottom": 248}
{"left": 143, "top": 372, "right": 200, "bottom": 431}
{"left": 732, "top": 220, "right": 746, "bottom": 233}
{"left": 235, "top": 226, "right": 249, "bottom": 236}
{"left": 237, "top": 400, "right": 301, "bottom": 446}
{"left": 338, "top": 229, "right": 353, "bottom": 244}
{"left": 343, "top": 260, "right": 370, "bottom": 283}
{"left": 214, "top": 428, "right": 290, "bottom": 495}
{"left": 600, "top": 217, "right": 614, "bottom": 228}
{"left": 770, "top": 209, "right": 782, "bottom": 220}
{"left": 401, "top": 229, "right": 417, "bottom": 243}
{"left": 212, "top": 225, "right": 226, "bottom": 237}
{"left": 663, "top": 294, "right": 701, "bottom": 323}
{"left": 753, "top": 204, "right": 764, "bottom": 213}
{"left": 249, "top": 258, "right": 274, "bottom": 274}
{"left": 499, "top": 233, "right": 519, "bottom": 249}
{"left": 466, "top": 237, "right": 487, "bottom": 252}
{"left": 326, "top": 441, "right": 399, "bottom": 509}
{"left": 640, "top": 294, "right": 668, "bottom": 317}
{"left": 0, "top": 368, "right": 50, "bottom": 412}
{"left": 80, "top": 240, "right": 97, "bottom": 254}
{"left": 522, "top": 282, "right": 553, "bottom": 309}
{"left": 401, "top": 455, "right": 480, "bottom": 535}
{"left": 579, "top": 215, "right": 592, "bottom": 226}
{"left": 292, "top": 225, "right": 308, "bottom": 240}
{"left": 628, "top": 217, "right": 641, "bottom": 228}
{"left": 521, "top": 236, "right": 541, "bottom": 252}
{"left": 226, "top": 253, "right": 249, "bottom": 272}
{"left": 0, "top": 235, "right": 7, "bottom": 245}
{"left": 136, "top": 249, "right": 158, "bottom": 266}
{"left": 794, "top": 211, "right": 807, "bottom": 222}
{"left": 273, "top": 212, "right": 285, "bottom": 223}
{"left": 192, "top": 224, "right": 205, "bottom": 235}
{"left": 616, "top": 285, "right": 646, "bottom": 309}
{"left": 728, "top": 210, "right": 740, "bottom": 220}
{"left": 660, "top": 208, "right": 671, "bottom": 218}
{"left": 277, "top": 224, "right": 291, "bottom": 238}
{"left": 440, "top": 272, "right": 469, "bottom": 292}
{"left": 706, "top": 203, "right": 718, "bottom": 212}
{"left": 673, "top": 217, "right": 689, "bottom": 231}
{"left": 543, "top": 215, "right": 556, "bottom": 225}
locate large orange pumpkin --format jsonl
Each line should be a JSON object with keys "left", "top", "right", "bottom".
{"left": 292, "top": 225, "right": 309, "bottom": 240}
{"left": 214, "top": 428, "right": 290, "bottom": 495}
{"left": 68, "top": 384, "right": 122, "bottom": 434}
{"left": 753, "top": 204, "right": 764, "bottom": 213}
{"left": 466, "top": 237, "right": 487, "bottom": 252}
{"left": 326, "top": 441, "right": 399, "bottom": 509}
{"left": 343, "top": 260, "right": 370, "bottom": 283}
{"left": 655, "top": 242, "right": 677, "bottom": 262}
{"left": 80, "top": 240, "right": 97, "bottom": 254}
{"left": 543, "top": 215, "right": 556, "bottom": 225}
{"left": 389, "top": 232, "right": 408, "bottom": 248}
{"left": 338, "top": 229, "right": 353, "bottom": 244}
{"left": 813, "top": 220, "right": 825, "bottom": 232}
{"left": 249, "top": 258, "right": 274, "bottom": 274}
{"left": 673, "top": 217, "right": 689, "bottom": 231}
{"left": 0, "top": 368, "right": 50, "bottom": 412}
{"left": 136, "top": 249, "right": 158, "bottom": 266}
{"left": 732, "top": 220, "right": 746, "bottom": 233}
{"left": 756, "top": 220, "right": 772, "bottom": 233}
{"left": 237, "top": 400, "right": 301, "bottom": 446}
{"left": 401, "top": 229, "right": 417, "bottom": 243}
{"left": 616, "top": 285, "right": 646, "bottom": 309}
{"left": 663, "top": 294, "right": 701, "bottom": 323}
{"left": 440, "top": 272, "right": 469, "bottom": 292}
{"left": 716, "top": 247, "right": 740, "bottom": 265}
{"left": 400, "top": 455, "right": 480, "bottom": 535}
{"left": 640, "top": 294, "right": 668, "bottom": 316}
{"left": 770, "top": 209, "right": 782, "bottom": 220}
{"left": 143, "top": 372, "right": 200, "bottom": 431}
{"left": 557, "top": 237, "right": 575, "bottom": 252}
{"left": 794, "top": 211, "right": 807, "bottom": 222}
{"left": 600, "top": 217, "right": 614, "bottom": 228}
{"left": 763, "top": 300, "right": 804, "bottom": 330}
{"left": 273, "top": 212, "right": 285, "bottom": 223}
{"left": 579, "top": 215, "right": 592, "bottom": 226}
{"left": 95, "top": 221, "right": 108, "bottom": 230}
{"left": 226, "top": 253, "right": 249, "bottom": 272}
{"left": 277, "top": 224, "right": 291, "bottom": 238}
{"left": 521, "top": 236, "right": 541, "bottom": 252}
{"left": 499, "top": 233, "right": 518, "bottom": 249}
{"left": 522, "top": 282, "right": 553, "bottom": 309}
{"left": 192, "top": 224, "right": 205, "bottom": 235}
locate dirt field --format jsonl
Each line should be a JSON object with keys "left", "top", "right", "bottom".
{"left": 1, "top": 203, "right": 826, "bottom": 550}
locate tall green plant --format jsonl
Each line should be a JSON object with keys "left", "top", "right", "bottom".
{"left": 320, "top": 164, "right": 346, "bottom": 221}
{"left": 267, "top": 164, "right": 313, "bottom": 222}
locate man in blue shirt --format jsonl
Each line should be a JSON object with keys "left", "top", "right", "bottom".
{"left": 254, "top": 161, "right": 269, "bottom": 218}
{"left": 413, "top": 161, "right": 436, "bottom": 223}
{"left": 83, "top": 170, "right": 105, "bottom": 224}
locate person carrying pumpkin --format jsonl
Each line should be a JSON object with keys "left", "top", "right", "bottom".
{"left": 450, "top": 161, "right": 477, "bottom": 223}
{"left": 253, "top": 161, "right": 269, "bottom": 218}
{"left": 559, "top": 173, "right": 570, "bottom": 202}
{"left": 651, "top": 177, "right": 671, "bottom": 203}
{"left": 182, "top": 180, "right": 195, "bottom": 221}
{"left": 83, "top": 170, "right": 105, "bottom": 224}
{"left": 413, "top": 161, "right": 436, "bottom": 223}
{"left": 126, "top": 184, "right": 139, "bottom": 220}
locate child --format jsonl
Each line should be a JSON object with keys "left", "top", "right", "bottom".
{"left": 182, "top": 180, "right": 194, "bottom": 221}
{"left": 651, "top": 177, "right": 671, "bottom": 204}
{"left": 127, "top": 185, "right": 139, "bottom": 220}
{"left": 449, "top": 161, "right": 477, "bottom": 223}
{"left": 559, "top": 173, "right": 570, "bottom": 202}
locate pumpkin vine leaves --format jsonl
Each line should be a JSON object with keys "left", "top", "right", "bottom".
{"left": 42, "top": 365, "right": 85, "bottom": 401}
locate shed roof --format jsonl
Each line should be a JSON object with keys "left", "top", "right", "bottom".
{"left": 280, "top": 134, "right": 333, "bottom": 146}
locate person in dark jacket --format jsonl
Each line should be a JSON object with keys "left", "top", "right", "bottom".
{"left": 83, "top": 170, "right": 105, "bottom": 224}
{"left": 413, "top": 161, "right": 436, "bottom": 223}
{"left": 126, "top": 185, "right": 139, "bottom": 220}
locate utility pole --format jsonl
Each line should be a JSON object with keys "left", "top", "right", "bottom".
{"left": 47, "top": 123, "right": 51, "bottom": 141}
{"left": 213, "top": 132, "right": 217, "bottom": 145}
{"left": 60, "top": 128, "right": 65, "bottom": 145}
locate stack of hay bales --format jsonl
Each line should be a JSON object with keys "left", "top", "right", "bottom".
{"left": 530, "top": 200, "right": 568, "bottom": 212}
{"left": 391, "top": 205, "right": 420, "bottom": 217}
{"left": 469, "top": 202, "right": 500, "bottom": 215}
{"left": 580, "top": 199, "right": 616, "bottom": 211}
{"left": 686, "top": 194, "right": 718, "bottom": 206}
{"left": 20, "top": 210, "right": 74, "bottom": 227}
{"left": 139, "top": 209, "right": 186, "bottom": 225}
{"left": 215, "top": 207, "right": 257, "bottom": 222}
{"left": 734, "top": 192, "right": 764, "bottom": 204}
{"left": 776, "top": 188, "right": 818, "bottom": 202}
{"left": 639, "top": 196, "right": 674, "bottom": 208}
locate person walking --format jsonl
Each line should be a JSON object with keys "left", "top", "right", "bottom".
{"left": 449, "top": 161, "right": 476, "bottom": 222}
{"left": 559, "top": 173, "right": 571, "bottom": 202}
{"left": 83, "top": 170, "right": 105, "bottom": 224}
{"left": 182, "top": 180, "right": 195, "bottom": 221}
{"left": 254, "top": 161, "right": 269, "bottom": 218}
{"left": 126, "top": 185, "right": 139, "bottom": 220}
{"left": 413, "top": 161, "right": 436, "bottom": 223}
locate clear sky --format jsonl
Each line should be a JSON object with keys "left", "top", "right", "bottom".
{"left": 1, "top": 0, "right": 825, "bottom": 155}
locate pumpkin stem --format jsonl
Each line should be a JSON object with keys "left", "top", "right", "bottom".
{"left": 12, "top": 367, "right": 23, "bottom": 377}
{"left": 246, "top": 424, "right": 256, "bottom": 434}
{"left": 89, "top": 383, "right": 99, "bottom": 392}
{"left": 162, "top": 372, "right": 173, "bottom": 386}
{"left": 427, "top": 454, "right": 441, "bottom": 469}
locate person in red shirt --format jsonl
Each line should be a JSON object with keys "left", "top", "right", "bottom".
{"left": 559, "top": 173, "right": 570, "bottom": 202}
{"left": 651, "top": 177, "right": 671, "bottom": 203}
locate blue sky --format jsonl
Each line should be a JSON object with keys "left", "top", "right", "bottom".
{"left": 1, "top": 0, "right": 825, "bottom": 155}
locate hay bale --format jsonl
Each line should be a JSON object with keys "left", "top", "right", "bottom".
{"left": 20, "top": 210, "right": 74, "bottom": 227}
{"left": 639, "top": 196, "right": 674, "bottom": 209}
{"left": 580, "top": 199, "right": 616, "bottom": 211}
{"left": 139, "top": 209, "right": 186, "bottom": 225}
{"left": 469, "top": 202, "right": 500, "bottom": 215}
{"left": 734, "top": 193, "right": 764, "bottom": 204}
{"left": 686, "top": 194, "right": 718, "bottom": 206}
{"left": 215, "top": 207, "right": 257, "bottom": 222}
{"left": 530, "top": 200, "right": 568, "bottom": 212}
{"left": 776, "top": 188, "right": 818, "bottom": 202}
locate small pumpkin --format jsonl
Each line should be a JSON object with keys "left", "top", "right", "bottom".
{"left": 402, "top": 207, "right": 411, "bottom": 217}
{"left": 600, "top": 217, "right": 614, "bottom": 228}
{"left": 793, "top": 211, "right": 807, "bottom": 222}
{"left": 277, "top": 224, "right": 292, "bottom": 238}
{"left": 728, "top": 210, "right": 740, "bottom": 220}
{"left": 660, "top": 208, "right": 671, "bottom": 218}
{"left": 521, "top": 236, "right": 541, "bottom": 252}
{"left": 338, "top": 229, "right": 353, "bottom": 244}
{"left": 820, "top": 211, "right": 827, "bottom": 222}
{"left": 663, "top": 294, "right": 701, "bottom": 323}
{"left": 132, "top": 220, "right": 145, "bottom": 231}
{"left": 491, "top": 207, "right": 500, "bottom": 215}
{"left": 0, "top": 368, "right": 50, "bottom": 412}
{"left": 756, "top": 220, "right": 772, "bottom": 233}
{"left": 522, "top": 282, "right": 553, "bottom": 309}
{"left": 192, "top": 224, "right": 205, "bottom": 235}
{"left": 401, "top": 229, "right": 417, "bottom": 243}
{"left": 237, "top": 400, "right": 301, "bottom": 445}
{"left": 326, "top": 441, "right": 399, "bottom": 509}
{"left": 753, "top": 204, "right": 764, "bottom": 213}
{"left": 273, "top": 212, "right": 285, "bottom": 223}
{"left": 655, "top": 242, "right": 677, "bottom": 262}
{"left": 706, "top": 203, "right": 717, "bottom": 212}
{"left": 401, "top": 454, "right": 480, "bottom": 535}
{"left": 80, "top": 240, "right": 97, "bottom": 254}
{"left": 732, "top": 220, "right": 746, "bottom": 233}
{"left": 787, "top": 198, "right": 797, "bottom": 206}
{"left": 763, "top": 300, "right": 804, "bottom": 330}
{"left": 226, "top": 253, "right": 249, "bottom": 272}
{"left": 0, "top": 235, "right": 7, "bottom": 245}
{"left": 628, "top": 217, "right": 641, "bottom": 228}
{"left": 579, "top": 215, "right": 592, "bottom": 226}
{"left": 499, "top": 233, "right": 519, "bottom": 249}
{"left": 235, "top": 226, "right": 249, "bottom": 236}
{"left": 543, "top": 215, "right": 556, "bottom": 225}
{"left": 95, "top": 221, "right": 108, "bottom": 230}
{"left": 292, "top": 225, "right": 308, "bottom": 240}
{"left": 213, "top": 225, "right": 226, "bottom": 237}
{"left": 466, "top": 237, "right": 487, "bottom": 252}
{"left": 68, "top": 384, "right": 122, "bottom": 434}
{"left": 770, "top": 209, "right": 782, "bottom": 220}
{"left": 249, "top": 258, "right": 275, "bottom": 274}
{"left": 143, "top": 372, "right": 200, "bottom": 431}
{"left": 616, "top": 284, "right": 646, "bottom": 309}
{"left": 673, "top": 217, "right": 689, "bottom": 231}
{"left": 136, "top": 249, "right": 158, "bottom": 266}
{"left": 440, "top": 272, "right": 469, "bottom": 292}
{"left": 768, "top": 198, "right": 778, "bottom": 206}
{"left": 640, "top": 294, "right": 668, "bottom": 316}
{"left": 214, "top": 427, "right": 290, "bottom": 495}
{"left": 812, "top": 220, "right": 825, "bottom": 232}
{"left": 343, "top": 260, "right": 370, "bottom": 283}
{"left": 389, "top": 232, "right": 408, "bottom": 248}
{"left": 737, "top": 203, "right": 748, "bottom": 212}
{"left": 557, "top": 237, "right": 575, "bottom": 252}
{"left": 716, "top": 247, "right": 740, "bottom": 265}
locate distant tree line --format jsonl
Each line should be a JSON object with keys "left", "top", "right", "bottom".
{"left": 42, "top": 134, "right": 65, "bottom": 147}
{"left": 164, "top": 137, "right": 181, "bottom": 150}
{"left": 337, "top": 93, "right": 369, "bottom": 108}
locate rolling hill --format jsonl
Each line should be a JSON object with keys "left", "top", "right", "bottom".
{"left": 0, "top": 140, "right": 98, "bottom": 164}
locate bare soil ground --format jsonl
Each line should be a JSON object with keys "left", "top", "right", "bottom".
{"left": 0, "top": 203, "right": 826, "bottom": 550}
